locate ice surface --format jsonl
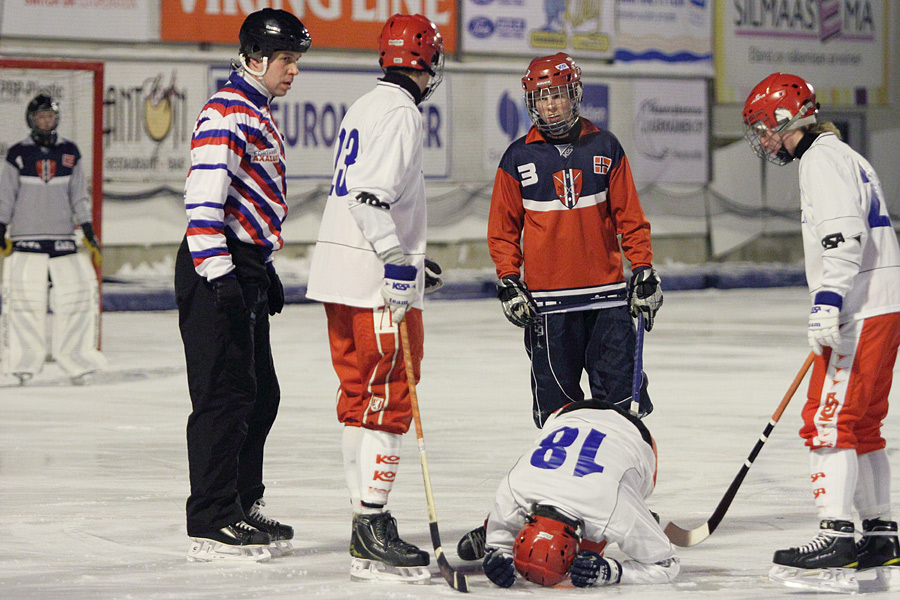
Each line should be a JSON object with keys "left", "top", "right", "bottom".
{"left": 1, "top": 288, "right": 898, "bottom": 599}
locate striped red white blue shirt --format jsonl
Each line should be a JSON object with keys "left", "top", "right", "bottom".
{"left": 183, "top": 71, "right": 288, "bottom": 281}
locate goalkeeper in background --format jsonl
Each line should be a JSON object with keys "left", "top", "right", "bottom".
{"left": 0, "top": 92, "right": 105, "bottom": 386}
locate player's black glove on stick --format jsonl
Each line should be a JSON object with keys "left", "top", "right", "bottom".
{"left": 570, "top": 551, "right": 621, "bottom": 587}
{"left": 628, "top": 267, "right": 663, "bottom": 331}
{"left": 497, "top": 275, "right": 537, "bottom": 328}
{"left": 424, "top": 257, "right": 443, "bottom": 293}
{"left": 211, "top": 274, "right": 246, "bottom": 317}
{"left": 483, "top": 549, "right": 516, "bottom": 588}
{"left": 266, "top": 261, "right": 284, "bottom": 315}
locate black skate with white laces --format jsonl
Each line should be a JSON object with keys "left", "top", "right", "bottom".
{"left": 769, "top": 519, "right": 858, "bottom": 592}
{"left": 457, "top": 524, "right": 486, "bottom": 561}
{"left": 245, "top": 498, "right": 294, "bottom": 556}
{"left": 349, "top": 512, "right": 431, "bottom": 583}
{"left": 855, "top": 519, "right": 900, "bottom": 592}
{"left": 187, "top": 520, "right": 271, "bottom": 562}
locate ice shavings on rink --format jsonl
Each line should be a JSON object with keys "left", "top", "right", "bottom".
{"left": 0, "top": 288, "right": 897, "bottom": 599}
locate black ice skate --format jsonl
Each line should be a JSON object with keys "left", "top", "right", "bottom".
{"left": 246, "top": 498, "right": 294, "bottom": 556}
{"left": 768, "top": 519, "right": 858, "bottom": 593}
{"left": 855, "top": 519, "right": 900, "bottom": 593}
{"left": 187, "top": 520, "right": 271, "bottom": 562}
{"left": 349, "top": 512, "right": 430, "bottom": 583}
{"left": 457, "top": 524, "right": 486, "bottom": 561}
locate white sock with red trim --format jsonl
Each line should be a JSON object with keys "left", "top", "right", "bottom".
{"left": 358, "top": 429, "right": 402, "bottom": 513}
{"left": 810, "top": 447, "right": 857, "bottom": 521}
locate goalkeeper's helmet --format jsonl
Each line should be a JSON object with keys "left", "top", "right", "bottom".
{"left": 26, "top": 93, "right": 59, "bottom": 147}
{"left": 742, "top": 72, "right": 818, "bottom": 165}
{"left": 239, "top": 8, "right": 311, "bottom": 62}
{"left": 513, "top": 505, "right": 583, "bottom": 586}
{"left": 378, "top": 14, "right": 444, "bottom": 101}
{"left": 522, "top": 53, "right": 583, "bottom": 137}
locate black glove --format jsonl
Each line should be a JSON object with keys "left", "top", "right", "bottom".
{"left": 627, "top": 267, "right": 663, "bottom": 332}
{"left": 570, "top": 551, "right": 621, "bottom": 587}
{"left": 210, "top": 274, "right": 246, "bottom": 317}
{"left": 0, "top": 222, "right": 9, "bottom": 256}
{"left": 483, "top": 548, "right": 516, "bottom": 588}
{"left": 424, "top": 258, "right": 443, "bottom": 294}
{"left": 266, "top": 261, "right": 284, "bottom": 315}
{"left": 80, "top": 222, "right": 101, "bottom": 266}
{"left": 497, "top": 275, "right": 537, "bottom": 328}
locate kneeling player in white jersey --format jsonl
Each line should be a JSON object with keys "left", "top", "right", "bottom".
{"left": 476, "top": 399, "right": 679, "bottom": 588}
{"left": 743, "top": 73, "right": 900, "bottom": 593}
{"left": 0, "top": 93, "right": 106, "bottom": 385}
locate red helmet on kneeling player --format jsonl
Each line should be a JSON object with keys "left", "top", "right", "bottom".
{"left": 513, "top": 505, "right": 583, "bottom": 586}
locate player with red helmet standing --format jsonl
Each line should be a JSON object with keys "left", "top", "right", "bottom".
{"left": 479, "top": 399, "right": 679, "bottom": 588}
{"left": 743, "top": 73, "right": 900, "bottom": 593}
{"left": 305, "top": 13, "right": 445, "bottom": 584}
{"left": 487, "top": 53, "right": 662, "bottom": 429}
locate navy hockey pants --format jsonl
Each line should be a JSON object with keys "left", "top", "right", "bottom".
{"left": 175, "top": 237, "right": 281, "bottom": 536}
{"left": 525, "top": 305, "right": 651, "bottom": 427}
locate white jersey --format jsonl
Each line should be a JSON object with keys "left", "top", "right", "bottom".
{"left": 486, "top": 403, "right": 679, "bottom": 585}
{"left": 799, "top": 132, "right": 900, "bottom": 321}
{"left": 306, "top": 79, "right": 427, "bottom": 308}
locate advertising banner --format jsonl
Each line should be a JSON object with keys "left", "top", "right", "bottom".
{"left": 716, "top": 0, "right": 889, "bottom": 105}
{"left": 103, "top": 62, "right": 208, "bottom": 183}
{"left": 161, "top": 0, "right": 457, "bottom": 52}
{"left": 462, "top": 0, "right": 712, "bottom": 73}
{"left": 209, "top": 66, "right": 451, "bottom": 180}
{"left": 0, "top": 0, "right": 157, "bottom": 41}
{"left": 630, "top": 79, "right": 708, "bottom": 184}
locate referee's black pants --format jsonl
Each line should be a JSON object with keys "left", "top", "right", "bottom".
{"left": 174, "top": 237, "right": 281, "bottom": 536}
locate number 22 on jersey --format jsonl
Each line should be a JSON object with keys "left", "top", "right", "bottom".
{"left": 531, "top": 426, "right": 606, "bottom": 478}
{"left": 331, "top": 128, "right": 360, "bottom": 197}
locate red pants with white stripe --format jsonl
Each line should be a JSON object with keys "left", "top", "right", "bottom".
{"left": 323, "top": 303, "right": 423, "bottom": 435}
{"left": 801, "top": 312, "right": 900, "bottom": 454}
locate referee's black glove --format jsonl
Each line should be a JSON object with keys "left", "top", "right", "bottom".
{"left": 211, "top": 274, "right": 246, "bottom": 317}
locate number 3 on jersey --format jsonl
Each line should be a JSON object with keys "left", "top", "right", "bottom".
{"left": 530, "top": 426, "right": 606, "bottom": 477}
{"left": 331, "top": 128, "right": 360, "bottom": 197}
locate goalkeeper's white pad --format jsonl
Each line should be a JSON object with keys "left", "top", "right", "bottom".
{"left": 48, "top": 253, "right": 106, "bottom": 378}
{"left": 1, "top": 251, "right": 50, "bottom": 377}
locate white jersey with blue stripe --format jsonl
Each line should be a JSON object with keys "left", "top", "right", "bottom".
{"left": 799, "top": 133, "right": 900, "bottom": 322}
{"left": 183, "top": 70, "right": 288, "bottom": 281}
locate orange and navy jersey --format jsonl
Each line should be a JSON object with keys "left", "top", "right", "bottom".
{"left": 487, "top": 119, "right": 652, "bottom": 313}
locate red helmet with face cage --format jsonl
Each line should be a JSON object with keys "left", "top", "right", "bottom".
{"left": 522, "top": 53, "right": 583, "bottom": 137}
{"left": 378, "top": 14, "right": 444, "bottom": 100}
{"left": 742, "top": 73, "right": 818, "bottom": 164}
{"left": 513, "top": 506, "right": 583, "bottom": 586}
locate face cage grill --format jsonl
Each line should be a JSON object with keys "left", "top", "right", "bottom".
{"left": 525, "top": 83, "right": 582, "bottom": 137}
{"left": 421, "top": 50, "right": 444, "bottom": 102}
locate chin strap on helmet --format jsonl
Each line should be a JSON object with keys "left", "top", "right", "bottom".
{"left": 239, "top": 54, "right": 268, "bottom": 78}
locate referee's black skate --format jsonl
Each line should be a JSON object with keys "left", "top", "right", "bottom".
{"left": 457, "top": 524, "right": 486, "bottom": 561}
{"left": 769, "top": 519, "right": 858, "bottom": 592}
{"left": 187, "top": 520, "right": 271, "bottom": 562}
{"left": 349, "top": 511, "right": 430, "bottom": 583}
{"left": 246, "top": 498, "right": 294, "bottom": 556}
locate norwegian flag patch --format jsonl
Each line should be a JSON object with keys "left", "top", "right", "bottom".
{"left": 594, "top": 156, "right": 611, "bottom": 174}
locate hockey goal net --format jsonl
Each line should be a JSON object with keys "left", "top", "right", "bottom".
{"left": 0, "top": 58, "right": 104, "bottom": 276}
